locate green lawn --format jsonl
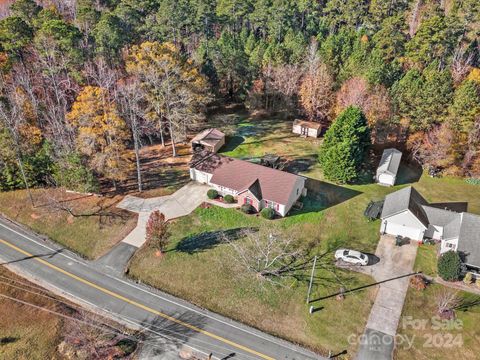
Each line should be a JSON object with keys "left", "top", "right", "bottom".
{"left": 0, "top": 189, "right": 137, "bottom": 259}
{"left": 129, "top": 112, "right": 480, "bottom": 355}
{"left": 395, "top": 284, "right": 480, "bottom": 360}
{"left": 414, "top": 244, "right": 439, "bottom": 277}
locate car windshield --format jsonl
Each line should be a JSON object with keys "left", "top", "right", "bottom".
{"left": 343, "top": 250, "right": 349, "bottom": 256}
{"left": 360, "top": 254, "right": 365, "bottom": 259}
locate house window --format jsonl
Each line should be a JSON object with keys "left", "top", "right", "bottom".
{"left": 245, "top": 197, "right": 252, "bottom": 205}
{"left": 297, "top": 188, "right": 299, "bottom": 195}
{"left": 446, "top": 242, "right": 456, "bottom": 250}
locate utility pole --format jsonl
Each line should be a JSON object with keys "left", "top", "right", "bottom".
{"left": 306, "top": 255, "right": 317, "bottom": 304}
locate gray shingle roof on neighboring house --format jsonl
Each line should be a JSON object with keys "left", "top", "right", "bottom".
{"left": 377, "top": 148, "right": 402, "bottom": 176}
{"left": 381, "top": 186, "right": 429, "bottom": 227}
{"left": 422, "top": 205, "right": 460, "bottom": 227}
{"left": 442, "top": 214, "right": 463, "bottom": 240}
{"left": 381, "top": 186, "right": 480, "bottom": 268}
{"left": 457, "top": 213, "right": 480, "bottom": 268}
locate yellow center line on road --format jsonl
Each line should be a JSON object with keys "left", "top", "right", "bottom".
{"left": 0, "top": 238, "right": 274, "bottom": 360}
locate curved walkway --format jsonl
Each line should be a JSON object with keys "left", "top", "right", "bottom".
{"left": 117, "top": 182, "right": 211, "bottom": 248}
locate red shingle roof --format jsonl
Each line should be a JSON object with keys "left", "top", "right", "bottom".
{"left": 208, "top": 157, "right": 301, "bottom": 205}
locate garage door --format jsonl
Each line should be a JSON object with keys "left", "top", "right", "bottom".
{"left": 192, "top": 169, "right": 209, "bottom": 184}
{"left": 384, "top": 221, "right": 423, "bottom": 241}
{"left": 378, "top": 173, "right": 394, "bottom": 186}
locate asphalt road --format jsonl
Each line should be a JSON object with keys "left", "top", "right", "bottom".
{"left": 0, "top": 217, "right": 322, "bottom": 360}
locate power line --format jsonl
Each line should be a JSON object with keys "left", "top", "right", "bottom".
{"left": 0, "top": 276, "right": 256, "bottom": 360}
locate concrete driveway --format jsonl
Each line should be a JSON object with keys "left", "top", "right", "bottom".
{"left": 117, "top": 182, "right": 211, "bottom": 247}
{"left": 356, "top": 235, "right": 418, "bottom": 360}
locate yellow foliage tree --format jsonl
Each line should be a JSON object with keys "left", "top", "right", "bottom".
{"left": 125, "top": 41, "right": 209, "bottom": 156}
{"left": 467, "top": 68, "right": 480, "bottom": 84}
{"left": 67, "top": 86, "right": 131, "bottom": 186}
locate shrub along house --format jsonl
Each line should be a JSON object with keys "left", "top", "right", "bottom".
{"left": 381, "top": 186, "right": 480, "bottom": 271}
{"left": 190, "top": 152, "right": 306, "bottom": 217}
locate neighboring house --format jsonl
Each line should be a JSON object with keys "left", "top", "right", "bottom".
{"left": 376, "top": 148, "right": 402, "bottom": 186}
{"left": 381, "top": 186, "right": 480, "bottom": 270}
{"left": 190, "top": 152, "right": 306, "bottom": 217}
{"left": 191, "top": 128, "right": 225, "bottom": 153}
{"left": 292, "top": 119, "right": 321, "bottom": 138}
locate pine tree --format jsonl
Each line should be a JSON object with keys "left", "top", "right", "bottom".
{"left": 319, "top": 106, "right": 371, "bottom": 183}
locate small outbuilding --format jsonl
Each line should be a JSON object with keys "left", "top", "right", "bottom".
{"left": 191, "top": 128, "right": 225, "bottom": 153}
{"left": 292, "top": 119, "right": 321, "bottom": 138}
{"left": 376, "top": 148, "right": 402, "bottom": 186}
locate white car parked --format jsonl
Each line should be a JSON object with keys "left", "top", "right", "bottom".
{"left": 335, "top": 249, "right": 369, "bottom": 266}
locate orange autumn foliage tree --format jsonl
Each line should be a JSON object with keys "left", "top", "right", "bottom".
{"left": 299, "top": 61, "right": 333, "bottom": 123}
{"left": 67, "top": 86, "right": 131, "bottom": 185}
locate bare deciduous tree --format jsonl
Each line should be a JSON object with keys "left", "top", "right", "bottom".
{"left": 225, "top": 229, "right": 308, "bottom": 285}
{"left": 435, "top": 288, "right": 461, "bottom": 319}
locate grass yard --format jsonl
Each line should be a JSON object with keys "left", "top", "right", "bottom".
{"left": 414, "top": 244, "right": 439, "bottom": 278}
{"left": 129, "top": 110, "right": 480, "bottom": 355}
{"left": 0, "top": 267, "right": 63, "bottom": 359}
{"left": 0, "top": 267, "right": 138, "bottom": 359}
{"left": 128, "top": 205, "right": 377, "bottom": 355}
{"left": 0, "top": 189, "right": 137, "bottom": 259}
{"left": 395, "top": 283, "right": 480, "bottom": 360}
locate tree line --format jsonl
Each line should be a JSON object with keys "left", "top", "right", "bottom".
{"left": 0, "top": 0, "right": 478, "bottom": 192}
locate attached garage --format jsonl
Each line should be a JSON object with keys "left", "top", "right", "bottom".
{"left": 383, "top": 220, "right": 424, "bottom": 241}
{"left": 189, "top": 168, "right": 212, "bottom": 184}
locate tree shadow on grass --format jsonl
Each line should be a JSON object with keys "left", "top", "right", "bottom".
{"left": 395, "top": 161, "right": 423, "bottom": 185}
{"left": 175, "top": 227, "right": 257, "bottom": 254}
{"left": 290, "top": 178, "right": 362, "bottom": 216}
{"left": 220, "top": 135, "right": 245, "bottom": 153}
{"left": 0, "top": 337, "right": 18, "bottom": 345}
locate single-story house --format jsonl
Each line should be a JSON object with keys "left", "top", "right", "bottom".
{"left": 191, "top": 128, "right": 225, "bottom": 153}
{"left": 190, "top": 152, "right": 306, "bottom": 217}
{"left": 292, "top": 119, "right": 321, "bottom": 138}
{"left": 376, "top": 148, "right": 402, "bottom": 186}
{"left": 380, "top": 186, "right": 480, "bottom": 269}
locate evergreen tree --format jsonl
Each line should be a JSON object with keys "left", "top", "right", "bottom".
{"left": 319, "top": 106, "right": 371, "bottom": 183}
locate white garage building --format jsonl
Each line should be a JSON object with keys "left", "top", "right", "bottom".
{"left": 376, "top": 148, "right": 402, "bottom": 186}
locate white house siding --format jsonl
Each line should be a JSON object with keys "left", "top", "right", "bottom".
{"left": 293, "top": 124, "right": 319, "bottom": 138}
{"left": 281, "top": 176, "right": 306, "bottom": 216}
{"left": 425, "top": 224, "right": 443, "bottom": 240}
{"left": 381, "top": 210, "right": 426, "bottom": 241}
{"left": 440, "top": 238, "right": 459, "bottom": 253}
{"left": 190, "top": 168, "right": 212, "bottom": 184}
{"left": 292, "top": 124, "right": 301, "bottom": 135}
{"left": 212, "top": 184, "right": 238, "bottom": 196}
{"left": 377, "top": 173, "right": 395, "bottom": 186}
{"left": 308, "top": 128, "right": 319, "bottom": 138}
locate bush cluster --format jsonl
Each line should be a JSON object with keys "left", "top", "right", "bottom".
{"left": 207, "top": 189, "right": 218, "bottom": 199}
{"left": 438, "top": 251, "right": 463, "bottom": 281}
{"left": 260, "top": 207, "right": 275, "bottom": 219}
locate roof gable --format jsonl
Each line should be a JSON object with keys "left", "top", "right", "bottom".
{"left": 381, "top": 186, "right": 429, "bottom": 226}
{"left": 209, "top": 156, "right": 302, "bottom": 205}
{"left": 377, "top": 148, "right": 402, "bottom": 176}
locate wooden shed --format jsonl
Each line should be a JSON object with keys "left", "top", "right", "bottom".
{"left": 191, "top": 128, "right": 225, "bottom": 153}
{"left": 292, "top": 120, "right": 321, "bottom": 138}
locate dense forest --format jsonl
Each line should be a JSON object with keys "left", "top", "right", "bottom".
{"left": 0, "top": 0, "right": 478, "bottom": 192}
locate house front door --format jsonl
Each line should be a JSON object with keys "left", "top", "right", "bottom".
{"left": 301, "top": 127, "right": 308, "bottom": 136}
